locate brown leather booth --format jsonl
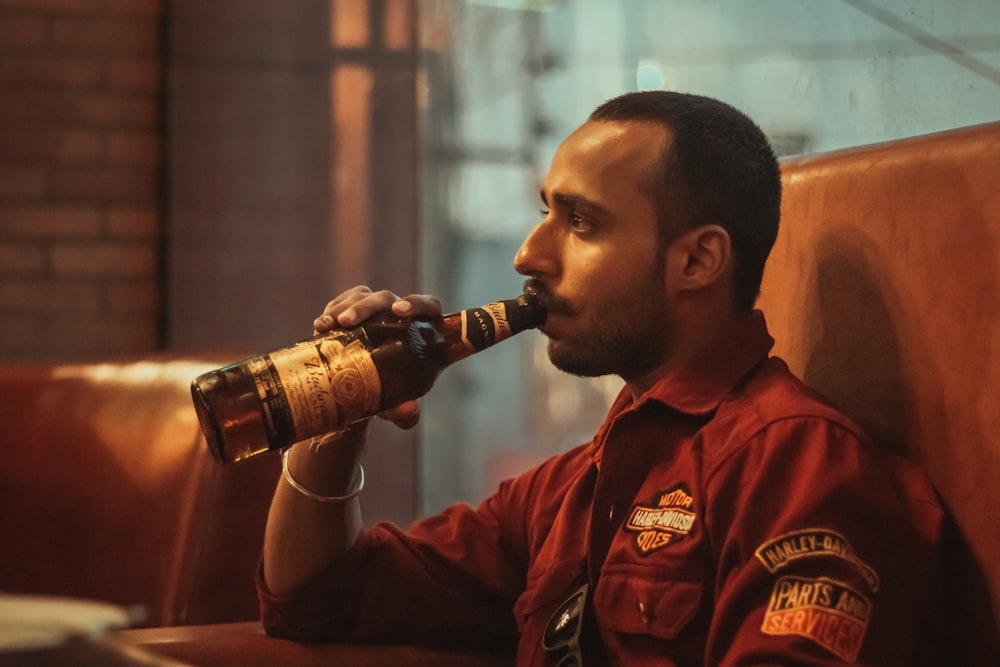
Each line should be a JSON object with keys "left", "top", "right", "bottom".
{"left": 759, "top": 120, "right": 1000, "bottom": 663}
{"left": 2, "top": 121, "right": 998, "bottom": 665}
{"left": 0, "top": 358, "right": 511, "bottom": 665}
{"left": 0, "top": 357, "right": 279, "bottom": 628}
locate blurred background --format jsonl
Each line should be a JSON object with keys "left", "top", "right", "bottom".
{"left": 1, "top": 0, "right": 998, "bottom": 521}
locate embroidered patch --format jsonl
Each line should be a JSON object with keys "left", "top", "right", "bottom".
{"left": 761, "top": 574, "right": 871, "bottom": 662}
{"left": 754, "top": 528, "right": 880, "bottom": 592}
{"left": 623, "top": 483, "right": 696, "bottom": 556}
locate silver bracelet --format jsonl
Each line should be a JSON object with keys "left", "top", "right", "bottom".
{"left": 281, "top": 448, "right": 365, "bottom": 503}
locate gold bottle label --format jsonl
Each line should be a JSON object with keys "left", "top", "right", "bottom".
{"left": 461, "top": 301, "right": 512, "bottom": 351}
{"left": 262, "top": 334, "right": 382, "bottom": 441}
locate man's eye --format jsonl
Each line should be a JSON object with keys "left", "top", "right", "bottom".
{"left": 539, "top": 208, "right": 550, "bottom": 217}
{"left": 569, "top": 213, "right": 591, "bottom": 231}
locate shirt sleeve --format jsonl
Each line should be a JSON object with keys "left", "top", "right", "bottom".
{"left": 258, "top": 471, "right": 536, "bottom": 648}
{"left": 703, "top": 416, "right": 945, "bottom": 666}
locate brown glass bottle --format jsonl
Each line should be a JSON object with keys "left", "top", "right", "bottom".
{"left": 191, "top": 292, "right": 545, "bottom": 463}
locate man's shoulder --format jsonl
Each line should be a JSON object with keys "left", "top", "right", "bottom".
{"left": 720, "top": 356, "right": 865, "bottom": 435}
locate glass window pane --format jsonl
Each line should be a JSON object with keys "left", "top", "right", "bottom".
{"left": 416, "top": 0, "right": 1000, "bottom": 514}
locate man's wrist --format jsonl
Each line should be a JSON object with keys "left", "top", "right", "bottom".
{"left": 282, "top": 448, "right": 365, "bottom": 503}
{"left": 282, "top": 420, "right": 370, "bottom": 499}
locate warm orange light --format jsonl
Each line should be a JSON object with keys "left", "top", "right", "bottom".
{"left": 50, "top": 361, "right": 218, "bottom": 475}
{"left": 384, "top": 0, "right": 412, "bottom": 50}
{"left": 330, "top": 0, "right": 369, "bottom": 48}
{"left": 331, "top": 66, "right": 373, "bottom": 287}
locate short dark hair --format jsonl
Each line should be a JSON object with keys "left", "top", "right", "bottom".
{"left": 589, "top": 91, "right": 781, "bottom": 313}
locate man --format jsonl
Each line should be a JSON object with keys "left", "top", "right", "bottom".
{"left": 259, "top": 91, "right": 944, "bottom": 665}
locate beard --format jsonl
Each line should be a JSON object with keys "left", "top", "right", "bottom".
{"left": 526, "top": 275, "right": 673, "bottom": 382}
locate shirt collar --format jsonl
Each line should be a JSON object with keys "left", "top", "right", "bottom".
{"left": 598, "top": 309, "right": 775, "bottom": 430}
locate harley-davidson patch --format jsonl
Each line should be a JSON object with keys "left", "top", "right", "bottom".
{"left": 623, "top": 483, "right": 696, "bottom": 556}
{"left": 754, "top": 528, "right": 880, "bottom": 592}
{"left": 761, "top": 574, "right": 871, "bottom": 662}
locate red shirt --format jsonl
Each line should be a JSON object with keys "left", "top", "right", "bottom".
{"left": 259, "top": 311, "right": 944, "bottom": 665}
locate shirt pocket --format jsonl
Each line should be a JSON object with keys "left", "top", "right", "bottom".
{"left": 595, "top": 564, "right": 704, "bottom": 640}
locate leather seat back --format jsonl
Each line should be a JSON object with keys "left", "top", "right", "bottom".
{"left": 760, "top": 122, "right": 1000, "bottom": 662}
{"left": 0, "top": 358, "right": 279, "bottom": 626}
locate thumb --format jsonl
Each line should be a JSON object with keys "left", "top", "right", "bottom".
{"left": 381, "top": 399, "right": 421, "bottom": 430}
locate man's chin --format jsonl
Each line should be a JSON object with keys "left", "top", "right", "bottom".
{"left": 546, "top": 341, "right": 607, "bottom": 379}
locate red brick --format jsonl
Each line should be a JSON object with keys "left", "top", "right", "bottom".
{"left": 48, "top": 166, "right": 158, "bottom": 202}
{"left": 0, "top": 242, "right": 46, "bottom": 274}
{"left": 43, "top": 315, "right": 160, "bottom": 356}
{"left": 0, "top": 54, "right": 102, "bottom": 89}
{"left": 107, "top": 130, "right": 160, "bottom": 165}
{"left": 107, "top": 206, "right": 158, "bottom": 238}
{"left": 51, "top": 241, "right": 156, "bottom": 276}
{"left": 106, "top": 57, "right": 161, "bottom": 92}
{"left": 0, "top": 0, "right": 165, "bottom": 362}
{"left": 0, "top": 280, "right": 100, "bottom": 313}
{"left": 0, "top": 166, "right": 46, "bottom": 198}
{"left": 50, "top": 17, "right": 161, "bottom": 55}
{"left": 0, "top": 91, "right": 158, "bottom": 128}
{"left": 77, "top": 93, "right": 159, "bottom": 128}
{"left": 0, "top": 15, "right": 46, "bottom": 47}
{"left": 0, "top": 205, "right": 101, "bottom": 237}
{"left": 0, "top": 315, "right": 41, "bottom": 356}
{"left": 107, "top": 0, "right": 162, "bottom": 17}
{"left": 0, "top": 0, "right": 105, "bottom": 12}
{"left": 0, "top": 127, "right": 104, "bottom": 162}
{"left": 106, "top": 279, "right": 159, "bottom": 314}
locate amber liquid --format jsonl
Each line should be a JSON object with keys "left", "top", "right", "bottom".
{"left": 191, "top": 294, "right": 544, "bottom": 463}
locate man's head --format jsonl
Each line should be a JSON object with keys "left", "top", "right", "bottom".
{"left": 588, "top": 91, "right": 781, "bottom": 313}
{"left": 514, "top": 91, "right": 780, "bottom": 389}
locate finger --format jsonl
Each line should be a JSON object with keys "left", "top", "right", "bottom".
{"left": 391, "top": 294, "right": 443, "bottom": 319}
{"left": 313, "top": 286, "right": 405, "bottom": 332}
{"left": 337, "top": 289, "right": 403, "bottom": 326}
{"left": 380, "top": 400, "right": 421, "bottom": 430}
{"left": 314, "top": 286, "right": 374, "bottom": 332}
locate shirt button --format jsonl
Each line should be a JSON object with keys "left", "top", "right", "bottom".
{"left": 638, "top": 600, "right": 650, "bottom": 626}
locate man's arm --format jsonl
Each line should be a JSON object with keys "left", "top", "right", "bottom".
{"left": 704, "top": 417, "right": 944, "bottom": 665}
{"left": 260, "top": 286, "right": 441, "bottom": 597}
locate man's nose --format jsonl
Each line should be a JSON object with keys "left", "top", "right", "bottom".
{"left": 514, "top": 219, "right": 558, "bottom": 278}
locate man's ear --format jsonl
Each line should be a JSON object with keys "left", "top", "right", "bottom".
{"left": 665, "top": 224, "right": 732, "bottom": 293}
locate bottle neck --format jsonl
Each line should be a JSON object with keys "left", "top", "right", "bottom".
{"left": 440, "top": 293, "right": 546, "bottom": 366}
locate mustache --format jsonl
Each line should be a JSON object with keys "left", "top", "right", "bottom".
{"left": 523, "top": 278, "right": 575, "bottom": 317}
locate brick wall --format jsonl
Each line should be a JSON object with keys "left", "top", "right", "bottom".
{"left": 0, "top": 0, "right": 164, "bottom": 361}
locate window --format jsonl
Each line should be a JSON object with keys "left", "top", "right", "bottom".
{"left": 415, "top": 0, "right": 1000, "bottom": 513}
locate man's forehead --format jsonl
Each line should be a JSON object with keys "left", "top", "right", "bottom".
{"left": 554, "top": 120, "right": 669, "bottom": 170}
{"left": 545, "top": 120, "right": 669, "bottom": 194}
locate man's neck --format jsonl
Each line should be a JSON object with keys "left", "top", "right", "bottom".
{"left": 623, "top": 303, "right": 743, "bottom": 400}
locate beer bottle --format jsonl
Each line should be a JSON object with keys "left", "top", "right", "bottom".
{"left": 191, "top": 292, "right": 545, "bottom": 463}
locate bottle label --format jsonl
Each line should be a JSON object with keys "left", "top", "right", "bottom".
{"left": 246, "top": 356, "right": 296, "bottom": 447}
{"left": 461, "top": 301, "right": 513, "bottom": 351}
{"left": 259, "top": 333, "right": 382, "bottom": 442}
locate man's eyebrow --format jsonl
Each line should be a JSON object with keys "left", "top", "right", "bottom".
{"left": 541, "top": 190, "right": 610, "bottom": 216}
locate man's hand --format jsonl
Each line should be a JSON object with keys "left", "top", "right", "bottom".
{"left": 313, "top": 285, "right": 443, "bottom": 332}
{"left": 264, "top": 285, "right": 446, "bottom": 596}
{"left": 312, "top": 286, "right": 444, "bottom": 431}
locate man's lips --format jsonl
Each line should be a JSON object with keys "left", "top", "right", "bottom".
{"left": 522, "top": 279, "right": 575, "bottom": 340}
{"left": 523, "top": 279, "right": 574, "bottom": 318}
